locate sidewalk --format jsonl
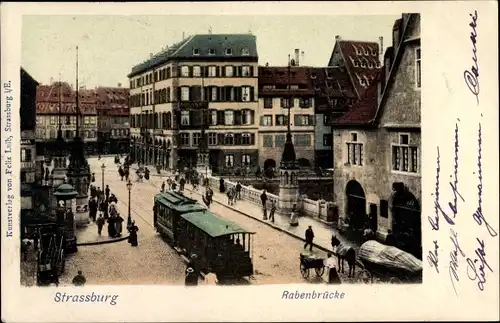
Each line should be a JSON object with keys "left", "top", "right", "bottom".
{"left": 187, "top": 187, "right": 360, "bottom": 255}
{"left": 75, "top": 221, "right": 129, "bottom": 246}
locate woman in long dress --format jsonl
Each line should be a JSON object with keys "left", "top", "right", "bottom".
{"left": 115, "top": 214, "right": 124, "bottom": 237}
{"left": 219, "top": 177, "right": 225, "bottom": 193}
{"left": 128, "top": 221, "right": 139, "bottom": 247}
{"left": 107, "top": 217, "right": 116, "bottom": 237}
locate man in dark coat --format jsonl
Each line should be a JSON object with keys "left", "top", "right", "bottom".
{"left": 304, "top": 226, "right": 314, "bottom": 251}
{"left": 185, "top": 263, "right": 198, "bottom": 286}
{"left": 219, "top": 177, "right": 225, "bottom": 193}
{"left": 128, "top": 221, "right": 139, "bottom": 247}
{"left": 235, "top": 182, "right": 242, "bottom": 200}
{"left": 105, "top": 185, "right": 110, "bottom": 200}
{"left": 96, "top": 214, "right": 105, "bottom": 235}
{"left": 72, "top": 270, "right": 86, "bottom": 286}
{"left": 260, "top": 190, "right": 268, "bottom": 219}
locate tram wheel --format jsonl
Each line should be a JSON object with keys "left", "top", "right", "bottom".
{"left": 389, "top": 277, "right": 402, "bottom": 284}
{"left": 300, "top": 263, "right": 309, "bottom": 279}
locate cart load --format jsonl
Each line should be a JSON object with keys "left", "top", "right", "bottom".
{"left": 358, "top": 240, "right": 422, "bottom": 273}
{"left": 299, "top": 250, "right": 325, "bottom": 279}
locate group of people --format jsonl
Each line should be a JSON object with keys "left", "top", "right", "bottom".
{"left": 260, "top": 190, "right": 277, "bottom": 223}
{"left": 184, "top": 255, "right": 219, "bottom": 287}
{"left": 225, "top": 182, "right": 242, "bottom": 206}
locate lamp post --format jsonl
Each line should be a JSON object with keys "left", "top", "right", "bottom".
{"left": 101, "top": 163, "right": 105, "bottom": 191}
{"left": 126, "top": 179, "right": 132, "bottom": 227}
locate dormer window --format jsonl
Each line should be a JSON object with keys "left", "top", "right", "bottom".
{"left": 193, "top": 48, "right": 200, "bottom": 55}
{"left": 371, "top": 50, "right": 377, "bottom": 56}
{"left": 368, "top": 62, "right": 374, "bottom": 69}
{"left": 208, "top": 48, "right": 215, "bottom": 55}
{"left": 360, "top": 78, "right": 366, "bottom": 86}
{"left": 311, "top": 72, "right": 317, "bottom": 79}
{"left": 326, "top": 81, "right": 332, "bottom": 88}
{"left": 376, "top": 61, "right": 381, "bottom": 68}
{"left": 314, "top": 85, "right": 320, "bottom": 91}
{"left": 241, "top": 47, "right": 250, "bottom": 56}
{"left": 360, "top": 60, "right": 366, "bottom": 68}
{"left": 352, "top": 59, "right": 359, "bottom": 67}
{"left": 364, "top": 49, "right": 369, "bottom": 56}
{"left": 326, "top": 71, "right": 332, "bottom": 79}
{"left": 225, "top": 48, "right": 233, "bottom": 55}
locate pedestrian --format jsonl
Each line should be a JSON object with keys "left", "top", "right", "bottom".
{"left": 21, "top": 238, "right": 31, "bottom": 261}
{"left": 171, "top": 181, "right": 177, "bottom": 191}
{"left": 91, "top": 173, "right": 95, "bottom": 183}
{"left": 185, "top": 266, "right": 198, "bottom": 287}
{"left": 72, "top": 270, "right": 86, "bottom": 286}
{"left": 269, "top": 200, "right": 276, "bottom": 223}
{"left": 105, "top": 185, "right": 110, "bottom": 200}
{"left": 304, "top": 225, "right": 314, "bottom": 251}
{"left": 260, "top": 190, "right": 268, "bottom": 220}
{"left": 232, "top": 187, "right": 238, "bottom": 205}
{"left": 167, "top": 177, "right": 172, "bottom": 190}
{"left": 180, "top": 177, "right": 186, "bottom": 192}
{"left": 96, "top": 214, "right": 105, "bottom": 235}
{"left": 128, "top": 221, "right": 139, "bottom": 247}
{"left": 289, "top": 203, "right": 299, "bottom": 226}
{"left": 161, "top": 181, "right": 165, "bottom": 192}
{"left": 107, "top": 216, "right": 116, "bottom": 237}
{"left": 118, "top": 166, "right": 125, "bottom": 181}
{"left": 115, "top": 213, "right": 124, "bottom": 237}
{"left": 325, "top": 253, "right": 341, "bottom": 284}
{"left": 227, "top": 188, "right": 234, "bottom": 206}
{"left": 204, "top": 268, "right": 218, "bottom": 285}
{"left": 235, "top": 182, "right": 242, "bottom": 200}
{"left": 219, "top": 177, "right": 225, "bottom": 193}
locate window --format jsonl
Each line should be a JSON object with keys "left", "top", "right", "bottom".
{"left": 181, "top": 87, "right": 189, "bottom": 101}
{"left": 241, "top": 133, "right": 251, "bottom": 145}
{"left": 193, "top": 48, "right": 200, "bottom": 55}
{"left": 261, "top": 115, "right": 272, "bottom": 126}
{"left": 84, "top": 117, "right": 90, "bottom": 124}
{"left": 193, "top": 66, "right": 201, "bottom": 77}
{"left": 241, "top": 47, "right": 250, "bottom": 56}
{"left": 281, "top": 98, "right": 292, "bottom": 108}
{"left": 210, "top": 87, "right": 217, "bottom": 101}
{"left": 346, "top": 133, "right": 363, "bottom": 166}
{"left": 294, "top": 134, "right": 311, "bottom": 147}
{"left": 208, "top": 66, "right": 217, "bottom": 77}
{"left": 210, "top": 110, "right": 217, "bottom": 125}
{"left": 50, "top": 116, "right": 56, "bottom": 125}
{"left": 208, "top": 133, "right": 217, "bottom": 145}
{"left": 208, "top": 48, "right": 215, "bottom": 55}
{"left": 295, "top": 115, "right": 311, "bottom": 126}
{"left": 36, "top": 116, "right": 42, "bottom": 125}
{"left": 224, "top": 110, "right": 234, "bottom": 125}
{"left": 225, "top": 154, "right": 234, "bottom": 167}
{"left": 224, "top": 134, "right": 234, "bottom": 145}
{"left": 275, "top": 115, "right": 288, "bottom": 126}
{"left": 242, "top": 154, "right": 251, "bottom": 166}
{"left": 263, "top": 135, "right": 273, "bottom": 147}
{"left": 180, "top": 133, "right": 190, "bottom": 146}
{"left": 300, "top": 98, "right": 311, "bottom": 108}
{"left": 323, "top": 134, "right": 333, "bottom": 146}
{"left": 242, "top": 86, "right": 251, "bottom": 102}
{"left": 21, "top": 148, "right": 32, "bottom": 162}
{"left": 181, "top": 111, "right": 190, "bottom": 125}
{"left": 415, "top": 48, "right": 421, "bottom": 88}
{"left": 264, "top": 98, "right": 273, "bottom": 109}
{"left": 192, "top": 132, "right": 201, "bottom": 146}
{"left": 65, "top": 116, "right": 70, "bottom": 125}
{"left": 65, "top": 130, "right": 71, "bottom": 138}
{"left": 242, "top": 110, "right": 252, "bottom": 125}
{"left": 181, "top": 66, "right": 189, "bottom": 77}
{"left": 275, "top": 135, "right": 286, "bottom": 147}
{"left": 323, "top": 115, "right": 329, "bottom": 125}
{"left": 242, "top": 65, "right": 250, "bottom": 76}
{"left": 225, "top": 66, "right": 233, "bottom": 77}
{"left": 225, "top": 48, "right": 233, "bottom": 55}
{"left": 392, "top": 133, "right": 419, "bottom": 173}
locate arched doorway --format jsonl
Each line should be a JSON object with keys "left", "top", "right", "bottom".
{"left": 391, "top": 184, "right": 421, "bottom": 258}
{"left": 264, "top": 159, "right": 276, "bottom": 170}
{"left": 297, "top": 158, "right": 311, "bottom": 168}
{"left": 345, "top": 180, "right": 367, "bottom": 230}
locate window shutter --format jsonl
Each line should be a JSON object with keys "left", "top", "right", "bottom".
{"left": 238, "top": 66, "right": 242, "bottom": 77}
{"left": 235, "top": 134, "right": 242, "bottom": 145}
{"left": 176, "top": 87, "right": 181, "bottom": 101}
{"left": 250, "top": 66, "right": 254, "bottom": 77}
{"left": 260, "top": 116, "right": 264, "bottom": 126}
{"left": 250, "top": 110, "right": 255, "bottom": 124}
{"left": 217, "top": 111, "right": 224, "bottom": 125}
{"left": 218, "top": 133, "right": 225, "bottom": 145}
{"left": 216, "top": 66, "right": 220, "bottom": 77}
{"left": 308, "top": 115, "right": 314, "bottom": 126}
{"left": 188, "top": 66, "right": 192, "bottom": 77}
{"left": 176, "top": 66, "right": 181, "bottom": 77}
{"left": 233, "top": 66, "right": 237, "bottom": 77}
{"left": 250, "top": 87, "right": 255, "bottom": 102}
{"left": 203, "top": 66, "right": 208, "bottom": 77}
{"left": 234, "top": 110, "right": 242, "bottom": 125}
{"left": 236, "top": 87, "right": 241, "bottom": 101}
{"left": 294, "top": 115, "right": 299, "bottom": 126}
{"left": 221, "top": 66, "right": 226, "bottom": 77}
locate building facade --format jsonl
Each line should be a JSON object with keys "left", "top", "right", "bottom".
{"left": 95, "top": 85, "right": 130, "bottom": 154}
{"left": 36, "top": 82, "right": 98, "bottom": 155}
{"left": 330, "top": 13, "right": 421, "bottom": 258}
{"left": 20, "top": 68, "right": 39, "bottom": 212}
{"left": 257, "top": 65, "right": 315, "bottom": 171}
{"left": 128, "top": 34, "right": 259, "bottom": 174}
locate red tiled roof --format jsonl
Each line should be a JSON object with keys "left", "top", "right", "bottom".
{"left": 337, "top": 40, "right": 382, "bottom": 98}
{"left": 95, "top": 87, "right": 130, "bottom": 116}
{"left": 329, "top": 71, "right": 380, "bottom": 126}
{"left": 258, "top": 66, "right": 314, "bottom": 95}
{"left": 309, "top": 67, "right": 356, "bottom": 99}
{"left": 36, "top": 102, "right": 97, "bottom": 115}
{"left": 36, "top": 82, "right": 97, "bottom": 115}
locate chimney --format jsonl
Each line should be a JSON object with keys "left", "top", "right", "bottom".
{"left": 335, "top": 35, "right": 341, "bottom": 41}
{"left": 117, "top": 83, "right": 122, "bottom": 88}
{"left": 379, "top": 36, "right": 384, "bottom": 64}
{"left": 301, "top": 51, "right": 305, "bottom": 67}
{"left": 294, "top": 49, "right": 300, "bottom": 66}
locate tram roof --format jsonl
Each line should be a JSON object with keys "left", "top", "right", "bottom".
{"left": 181, "top": 211, "right": 254, "bottom": 238}
{"left": 155, "top": 191, "right": 199, "bottom": 208}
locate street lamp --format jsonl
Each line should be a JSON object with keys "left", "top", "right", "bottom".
{"left": 126, "top": 179, "right": 133, "bottom": 227}
{"left": 101, "top": 163, "right": 106, "bottom": 191}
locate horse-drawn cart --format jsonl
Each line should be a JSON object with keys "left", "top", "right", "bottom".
{"left": 356, "top": 240, "right": 422, "bottom": 284}
{"left": 299, "top": 251, "right": 325, "bottom": 279}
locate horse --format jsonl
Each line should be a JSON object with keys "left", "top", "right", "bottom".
{"left": 331, "top": 235, "right": 356, "bottom": 277}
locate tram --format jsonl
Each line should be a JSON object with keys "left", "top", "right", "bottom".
{"left": 35, "top": 223, "right": 66, "bottom": 286}
{"left": 153, "top": 190, "right": 255, "bottom": 279}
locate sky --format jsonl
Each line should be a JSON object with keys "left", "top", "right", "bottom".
{"left": 22, "top": 15, "right": 400, "bottom": 88}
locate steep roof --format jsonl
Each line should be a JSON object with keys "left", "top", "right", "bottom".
{"left": 36, "top": 82, "right": 96, "bottom": 115}
{"left": 21, "top": 67, "right": 39, "bottom": 86}
{"left": 329, "top": 39, "right": 381, "bottom": 99}
{"left": 258, "top": 66, "right": 314, "bottom": 96}
{"left": 129, "top": 34, "right": 258, "bottom": 77}
{"left": 310, "top": 67, "right": 357, "bottom": 111}
{"left": 95, "top": 87, "right": 129, "bottom": 116}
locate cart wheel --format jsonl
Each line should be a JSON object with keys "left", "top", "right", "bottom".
{"left": 389, "top": 277, "right": 402, "bottom": 284}
{"left": 315, "top": 266, "right": 325, "bottom": 277}
{"left": 300, "top": 263, "right": 309, "bottom": 279}
{"left": 357, "top": 269, "right": 372, "bottom": 284}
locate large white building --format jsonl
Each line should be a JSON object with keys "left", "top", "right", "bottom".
{"left": 128, "top": 34, "right": 259, "bottom": 174}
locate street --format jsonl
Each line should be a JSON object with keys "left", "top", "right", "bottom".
{"left": 61, "top": 157, "right": 333, "bottom": 285}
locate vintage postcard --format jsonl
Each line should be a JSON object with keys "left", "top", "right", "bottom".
{"left": 1, "top": 1, "right": 498, "bottom": 322}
